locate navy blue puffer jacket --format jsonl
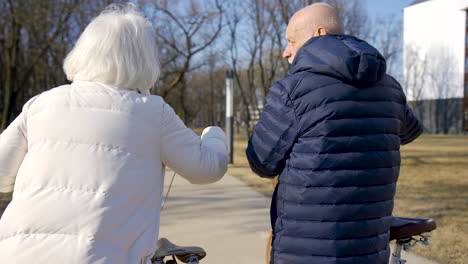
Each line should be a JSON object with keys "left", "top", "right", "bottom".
{"left": 246, "top": 34, "right": 422, "bottom": 264}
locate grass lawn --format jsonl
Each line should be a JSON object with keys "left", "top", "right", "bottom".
{"left": 228, "top": 133, "right": 468, "bottom": 264}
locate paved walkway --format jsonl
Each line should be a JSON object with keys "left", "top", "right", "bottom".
{"left": 159, "top": 170, "right": 440, "bottom": 264}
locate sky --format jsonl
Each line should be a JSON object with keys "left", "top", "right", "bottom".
{"left": 365, "top": 0, "right": 415, "bottom": 18}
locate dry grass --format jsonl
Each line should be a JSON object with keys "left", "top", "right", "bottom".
{"left": 228, "top": 133, "right": 468, "bottom": 264}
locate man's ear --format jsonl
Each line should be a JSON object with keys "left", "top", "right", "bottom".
{"left": 314, "top": 27, "right": 328, "bottom": 36}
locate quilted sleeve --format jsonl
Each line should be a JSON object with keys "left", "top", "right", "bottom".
{"left": 0, "top": 101, "right": 33, "bottom": 192}
{"left": 399, "top": 103, "right": 423, "bottom": 145}
{"left": 160, "top": 103, "right": 228, "bottom": 184}
{"left": 246, "top": 81, "right": 299, "bottom": 178}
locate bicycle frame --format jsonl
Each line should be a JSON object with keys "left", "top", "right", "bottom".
{"left": 390, "top": 233, "right": 432, "bottom": 264}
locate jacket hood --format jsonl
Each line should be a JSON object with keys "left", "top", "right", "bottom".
{"left": 289, "top": 34, "right": 387, "bottom": 86}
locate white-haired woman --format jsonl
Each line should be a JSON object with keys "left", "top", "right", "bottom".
{"left": 0, "top": 4, "right": 227, "bottom": 264}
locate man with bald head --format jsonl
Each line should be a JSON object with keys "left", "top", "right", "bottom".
{"left": 246, "top": 3, "right": 422, "bottom": 264}
{"left": 282, "top": 3, "right": 344, "bottom": 63}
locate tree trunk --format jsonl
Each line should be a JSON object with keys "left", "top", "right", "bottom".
{"left": 1, "top": 21, "right": 20, "bottom": 132}
{"left": 1, "top": 66, "right": 14, "bottom": 131}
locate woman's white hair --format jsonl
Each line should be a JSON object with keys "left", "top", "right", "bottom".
{"left": 63, "top": 3, "right": 160, "bottom": 95}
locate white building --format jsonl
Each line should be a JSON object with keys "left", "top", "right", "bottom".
{"left": 404, "top": 0, "right": 468, "bottom": 132}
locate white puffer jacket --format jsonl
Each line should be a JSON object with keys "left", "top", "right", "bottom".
{"left": 0, "top": 81, "right": 228, "bottom": 264}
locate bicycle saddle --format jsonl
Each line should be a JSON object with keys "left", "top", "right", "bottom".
{"left": 390, "top": 217, "right": 437, "bottom": 241}
{"left": 152, "top": 238, "right": 207, "bottom": 263}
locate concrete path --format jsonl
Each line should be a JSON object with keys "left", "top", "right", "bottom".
{"left": 159, "top": 170, "right": 440, "bottom": 264}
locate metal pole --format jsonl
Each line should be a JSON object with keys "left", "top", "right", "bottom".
{"left": 391, "top": 243, "right": 406, "bottom": 264}
{"left": 226, "top": 70, "right": 234, "bottom": 164}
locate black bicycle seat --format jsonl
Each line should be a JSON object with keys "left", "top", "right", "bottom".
{"left": 390, "top": 217, "right": 437, "bottom": 241}
{"left": 152, "top": 238, "right": 207, "bottom": 263}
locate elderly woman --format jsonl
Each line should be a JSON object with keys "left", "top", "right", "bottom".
{"left": 0, "top": 4, "right": 227, "bottom": 264}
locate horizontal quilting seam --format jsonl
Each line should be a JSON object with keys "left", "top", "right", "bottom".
{"left": 13, "top": 185, "right": 156, "bottom": 216}
{"left": 288, "top": 165, "right": 400, "bottom": 171}
{"left": 278, "top": 76, "right": 302, "bottom": 123}
{"left": 28, "top": 106, "right": 160, "bottom": 126}
{"left": 401, "top": 127, "right": 423, "bottom": 144}
{"left": 401, "top": 126, "right": 420, "bottom": 140}
{"left": 69, "top": 106, "right": 135, "bottom": 114}
{"left": 283, "top": 199, "right": 393, "bottom": 206}
{"left": 28, "top": 138, "right": 145, "bottom": 159}
{"left": 282, "top": 199, "right": 393, "bottom": 206}
{"left": 299, "top": 133, "right": 399, "bottom": 138}
{"left": 15, "top": 184, "right": 107, "bottom": 195}
{"left": 287, "top": 72, "right": 306, "bottom": 96}
{"left": 292, "top": 149, "right": 400, "bottom": 155}
{"left": 296, "top": 99, "right": 405, "bottom": 119}
{"left": 300, "top": 128, "right": 401, "bottom": 138}
{"left": 255, "top": 122, "right": 290, "bottom": 144}
{"left": 29, "top": 138, "right": 155, "bottom": 165}
{"left": 292, "top": 81, "right": 343, "bottom": 102}
{"left": 278, "top": 181, "right": 396, "bottom": 188}
{"left": 276, "top": 248, "right": 388, "bottom": 259}
{"left": 261, "top": 104, "right": 296, "bottom": 128}
{"left": 251, "top": 138, "right": 286, "bottom": 157}
{"left": 326, "top": 99, "right": 404, "bottom": 105}
{"left": 0, "top": 232, "right": 86, "bottom": 243}
{"left": 300, "top": 132, "right": 399, "bottom": 138}
{"left": 280, "top": 231, "right": 389, "bottom": 241}
{"left": 28, "top": 106, "right": 135, "bottom": 120}
{"left": 280, "top": 216, "right": 389, "bottom": 223}
{"left": 401, "top": 119, "right": 423, "bottom": 139}
{"left": 325, "top": 116, "right": 403, "bottom": 122}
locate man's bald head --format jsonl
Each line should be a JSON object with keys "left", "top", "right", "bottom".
{"left": 282, "top": 3, "right": 344, "bottom": 64}
{"left": 291, "top": 3, "right": 344, "bottom": 36}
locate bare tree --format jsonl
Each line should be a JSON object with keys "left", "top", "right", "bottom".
{"left": 331, "top": 0, "right": 369, "bottom": 39}
{"left": 186, "top": 64, "right": 226, "bottom": 128}
{"left": 369, "top": 15, "right": 403, "bottom": 79}
{"left": 0, "top": 0, "right": 115, "bottom": 131}
{"left": 145, "top": 0, "right": 223, "bottom": 123}
{"left": 225, "top": 1, "right": 254, "bottom": 135}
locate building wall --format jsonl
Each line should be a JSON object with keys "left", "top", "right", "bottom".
{"left": 404, "top": 0, "right": 468, "bottom": 100}
{"left": 410, "top": 98, "right": 465, "bottom": 134}
{"left": 464, "top": 11, "right": 468, "bottom": 131}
